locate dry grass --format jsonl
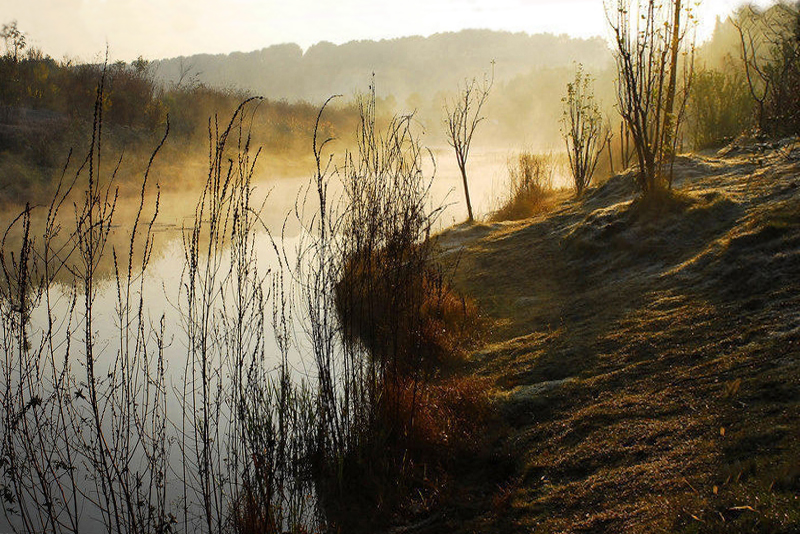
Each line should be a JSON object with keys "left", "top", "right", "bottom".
{"left": 336, "top": 248, "right": 489, "bottom": 373}
{"left": 490, "top": 152, "right": 557, "bottom": 222}
{"left": 394, "top": 375, "right": 495, "bottom": 455}
{"left": 427, "top": 144, "right": 800, "bottom": 533}
{"left": 324, "top": 241, "right": 499, "bottom": 532}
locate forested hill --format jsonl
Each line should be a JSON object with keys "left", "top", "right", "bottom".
{"left": 152, "top": 30, "right": 612, "bottom": 103}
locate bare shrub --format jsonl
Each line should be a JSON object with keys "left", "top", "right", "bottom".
{"left": 733, "top": 3, "right": 800, "bottom": 136}
{"left": 561, "top": 64, "right": 608, "bottom": 196}
{"left": 490, "top": 152, "right": 555, "bottom": 222}
{"left": 0, "top": 66, "right": 174, "bottom": 534}
{"left": 179, "top": 96, "right": 319, "bottom": 534}
{"left": 293, "top": 83, "right": 491, "bottom": 530}
{"left": 295, "top": 83, "right": 440, "bottom": 511}
{"left": 607, "top": 0, "right": 696, "bottom": 193}
{"left": 0, "top": 69, "right": 318, "bottom": 534}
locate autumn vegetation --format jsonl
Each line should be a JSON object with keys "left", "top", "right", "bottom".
{"left": 0, "top": 1, "right": 799, "bottom": 532}
{"left": 0, "top": 32, "right": 361, "bottom": 207}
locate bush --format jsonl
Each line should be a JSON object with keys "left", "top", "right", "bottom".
{"left": 297, "top": 84, "right": 494, "bottom": 531}
{"left": 490, "top": 151, "right": 555, "bottom": 221}
{"left": 337, "top": 253, "right": 486, "bottom": 373}
{"left": 687, "top": 66, "right": 753, "bottom": 149}
{"left": 561, "top": 64, "right": 607, "bottom": 196}
{"left": 734, "top": 3, "right": 800, "bottom": 137}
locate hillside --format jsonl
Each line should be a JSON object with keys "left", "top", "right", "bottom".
{"left": 153, "top": 30, "right": 612, "bottom": 103}
{"left": 152, "top": 30, "right": 617, "bottom": 148}
{"left": 421, "top": 140, "right": 800, "bottom": 533}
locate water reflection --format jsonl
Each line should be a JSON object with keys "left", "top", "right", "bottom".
{"left": 0, "top": 146, "right": 520, "bottom": 532}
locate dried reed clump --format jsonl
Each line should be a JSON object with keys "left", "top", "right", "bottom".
{"left": 336, "top": 251, "right": 486, "bottom": 373}
{"left": 392, "top": 375, "right": 494, "bottom": 455}
{"left": 491, "top": 152, "right": 556, "bottom": 221}
{"left": 297, "top": 84, "right": 494, "bottom": 531}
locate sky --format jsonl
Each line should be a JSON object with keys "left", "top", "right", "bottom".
{"left": 0, "top": 0, "right": 770, "bottom": 62}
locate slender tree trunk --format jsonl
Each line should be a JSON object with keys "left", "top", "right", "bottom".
{"left": 458, "top": 160, "right": 474, "bottom": 222}
{"left": 608, "top": 138, "right": 615, "bottom": 176}
{"left": 662, "top": 0, "right": 683, "bottom": 186}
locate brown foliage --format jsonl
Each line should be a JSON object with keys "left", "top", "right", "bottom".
{"left": 490, "top": 152, "right": 556, "bottom": 221}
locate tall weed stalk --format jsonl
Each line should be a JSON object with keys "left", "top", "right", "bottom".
{"left": 290, "top": 83, "right": 482, "bottom": 529}
{"left": 0, "top": 73, "right": 318, "bottom": 534}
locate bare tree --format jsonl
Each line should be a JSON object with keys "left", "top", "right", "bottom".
{"left": 176, "top": 58, "right": 201, "bottom": 90}
{"left": 561, "top": 65, "right": 607, "bottom": 197}
{"left": 733, "top": 3, "right": 800, "bottom": 136}
{"left": 607, "top": 0, "right": 695, "bottom": 194}
{"left": 444, "top": 65, "right": 493, "bottom": 222}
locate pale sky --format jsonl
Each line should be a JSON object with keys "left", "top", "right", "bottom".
{"left": 0, "top": 0, "right": 768, "bottom": 62}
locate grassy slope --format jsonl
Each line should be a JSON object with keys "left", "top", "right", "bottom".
{"left": 424, "top": 143, "right": 800, "bottom": 533}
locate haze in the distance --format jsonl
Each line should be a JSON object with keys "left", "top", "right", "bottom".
{"left": 0, "top": 0, "right": 774, "bottom": 62}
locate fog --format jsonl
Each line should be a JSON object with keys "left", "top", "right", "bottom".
{"left": 0, "top": 6, "right": 776, "bottom": 530}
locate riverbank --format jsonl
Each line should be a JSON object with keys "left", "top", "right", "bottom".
{"left": 414, "top": 141, "right": 800, "bottom": 533}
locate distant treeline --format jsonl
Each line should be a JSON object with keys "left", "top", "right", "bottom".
{"left": 2, "top": 8, "right": 797, "bottom": 206}
{"left": 154, "top": 30, "right": 613, "bottom": 103}
{"left": 0, "top": 43, "right": 361, "bottom": 205}
{"left": 153, "top": 30, "right": 620, "bottom": 148}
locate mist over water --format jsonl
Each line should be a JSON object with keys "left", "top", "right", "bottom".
{"left": 2, "top": 1, "right": 798, "bottom": 530}
{"left": 2, "top": 139, "right": 518, "bottom": 530}
{"left": 140, "top": 146, "right": 556, "bottom": 237}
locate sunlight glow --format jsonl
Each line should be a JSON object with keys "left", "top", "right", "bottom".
{"left": 0, "top": 0, "right": 769, "bottom": 61}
